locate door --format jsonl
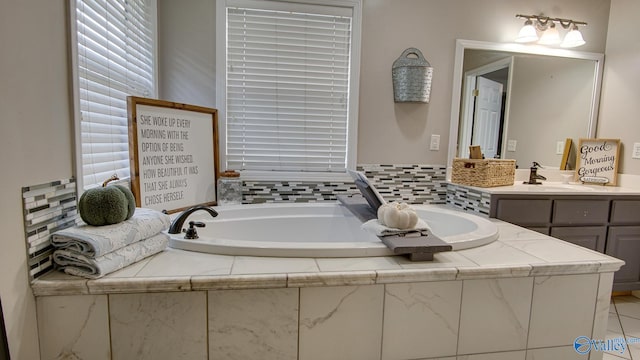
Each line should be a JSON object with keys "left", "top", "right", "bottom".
{"left": 472, "top": 76, "right": 503, "bottom": 159}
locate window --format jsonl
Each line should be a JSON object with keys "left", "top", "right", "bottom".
{"left": 217, "top": 0, "right": 361, "bottom": 179}
{"left": 72, "top": 0, "right": 157, "bottom": 189}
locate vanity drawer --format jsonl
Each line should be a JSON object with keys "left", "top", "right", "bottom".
{"left": 610, "top": 200, "right": 640, "bottom": 225}
{"left": 552, "top": 200, "right": 609, "bottom": 225}
{"left": 495, "top": 199, "right": 552, "bottom": 226}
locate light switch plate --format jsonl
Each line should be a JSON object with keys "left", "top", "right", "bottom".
{"left": 633, "top": 143, "right": 640, "bottom": 159}
{"left": 430, "top": 134, "right": 440, "bottom": 151}
{"left": 556, "top": 141, "right": 564, "bottom": 155}
{"left": 507, "top": 140, "right": 517, "bottom": 152}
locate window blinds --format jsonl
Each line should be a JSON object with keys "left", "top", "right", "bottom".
{"left": 75, "top": 0, "right": 155, "bottom": 188}
{"left": 225, "top": 3, "right": 353, "bottom": 172}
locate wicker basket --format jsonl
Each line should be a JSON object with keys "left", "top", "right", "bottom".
{"left": 392, "top": 48, "right": 433, "bottom": 103}
{"left": 451, "top": 158, "right": 516, "bottom": 187}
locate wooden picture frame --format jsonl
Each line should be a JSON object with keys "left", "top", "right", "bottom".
{"left": 127, "top": 97, "right": 219, "bottom": 213}
{"left": 559, "top": 138, "right": 572, "bottom": 170}
{"left": 574, "top": 138, "right": 620, "bottom": 186}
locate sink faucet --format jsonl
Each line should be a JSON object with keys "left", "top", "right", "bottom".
{"left": 167, "top": 205, "right": 218, "bottom": 234}
{"left": 524, "top": 161, "right": 546, "bottom": 185}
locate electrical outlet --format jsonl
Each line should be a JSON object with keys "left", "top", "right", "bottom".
{"left": 507, "top": 140, "right": 517, "bottom": 152}
{"left": 633, "top": 143, "right": 640, "bottom": 159}
{"left": 430, "top": 134, "right": 440, "bottom": 151}
{"left": 556, "top": 141, "right": 564, "bottom": 155}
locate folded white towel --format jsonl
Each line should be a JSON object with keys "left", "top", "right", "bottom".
{"left": 361, "top": 218, "right": 432, "bottom": 237}
{"left": 51, "top": 208, "right": 171, "bottom": 258}
{"left": 53, "top": 232, "right": 169, "bottom": 279}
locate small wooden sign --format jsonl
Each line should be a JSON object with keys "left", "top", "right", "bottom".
{"left": 127, "top": 97, "right": 219, "bottom": 213}
{"left": 575, "top": 138, "right": 620, "bottom": 186}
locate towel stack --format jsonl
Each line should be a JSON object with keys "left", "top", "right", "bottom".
{"left": 51, "top": 208, "right": 172, "bottom": 279}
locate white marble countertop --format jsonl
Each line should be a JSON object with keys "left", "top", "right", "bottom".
{"left": 451, "top": 181, "right": 640, "bottom": 195}
{"left": 32, "top": 216, "right": 624, "bottom": 297}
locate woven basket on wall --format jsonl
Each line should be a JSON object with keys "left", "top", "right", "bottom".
{"left": 451, "top": 158, "right": 516, "bottom": 187}
{"left": 392, "top": 47, "right": 433, "bottom": 103}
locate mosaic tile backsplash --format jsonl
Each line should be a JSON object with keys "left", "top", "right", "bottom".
{"left": 446, "top": 183, "right": 491, "bottom": 216}
{"left": 243, "top": 164, "right": 447, "bottom": 204}
{"left": 22, "top": 178, "right": 78, "bottom": 279}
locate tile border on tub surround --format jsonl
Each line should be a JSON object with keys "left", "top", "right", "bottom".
{"left": 243, "top": 164, "right": 447, "bottom": 204}
{"left": 21, "top": 178, "right": 78, "bottom": 280}
{"left": 446, "top": 183, "right": 491, "bottom": 216}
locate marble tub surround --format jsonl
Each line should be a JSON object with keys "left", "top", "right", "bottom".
{"left": 33, "top": 215, "right": 624, "bottom": 360}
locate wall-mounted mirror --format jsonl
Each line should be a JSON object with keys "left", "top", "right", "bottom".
{"left": 448, "top": 39, "right": 604, "bottom": 171}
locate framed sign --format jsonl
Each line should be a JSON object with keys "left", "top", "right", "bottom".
{"left": 127, "top": 97, "right": 219, "bottom": 213}
{"left": 575, "top": 138, "right": 620, "bottom": 186}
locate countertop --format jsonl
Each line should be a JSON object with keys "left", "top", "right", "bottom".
{"left": 450, "top": 181, "right": 640, "bottom": 196}
{"left": 32, "top": 214, "right": 624, "bottom": 297}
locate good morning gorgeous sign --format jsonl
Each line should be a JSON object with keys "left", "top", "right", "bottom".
{"left": 575, "top": 138, "right": 620, "bottom": 186}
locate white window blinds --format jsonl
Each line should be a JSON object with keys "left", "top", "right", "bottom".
{"left": 225, "top": 2, "right": 353, "bottom": 173}
{"left": 74, "top": 0, "right": 156, "bottom": 188}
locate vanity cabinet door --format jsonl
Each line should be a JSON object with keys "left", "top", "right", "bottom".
{"left": 495, "top": 199, "right": 552, "bottom": 226}
{"left": 610, "top": 200, "right": 640, "bottom": 225}
{"left": 552, "top": 200, "right": 610, "bottom": 225}
{"left": 606, "top": 226, "right": 640, "bottom": 285}
{"left": 550, "top": 226, "right": 607, "bottom": 252}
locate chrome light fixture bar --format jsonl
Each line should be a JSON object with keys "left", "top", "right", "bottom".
{"left": 515, "top": 14, "right": 587, "bottom": 48}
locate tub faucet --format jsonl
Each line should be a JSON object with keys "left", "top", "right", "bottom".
{"left": 168, "top": 205, "right": 218, "bottom": 234}
{"left": 524, "top": 161, "right": 546, "bottom": 185}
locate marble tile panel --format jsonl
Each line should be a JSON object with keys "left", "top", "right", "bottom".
{"left": 232, "top": 256, "right": 319, "bottom": 275}
{"left": 456, "top": 265, "right": 532, "bottom": 280}
{"left": 455, "top": 241, "right": 545, "bottom": 267}
{"left": 287, "top": 270, "right": 377, "bottom": 288}
{"left": 525, "top": 345, "right": 585, "bottom": 359}
{"left": 316, "top": 256, "right": 401, "bottom": 272}
{"left": 493, "top": 221, "right": 550, "bottom": 241}
{"left": 396, "top": 251, "right": 479, "bottom": 269}
{"left": 134, "top": 248, "right": 233, "bottom": 276}
{"left": 458, "top": 277, "right": 533, "bottom": 354}
{"left": 299, "top": 284, "right": 384, "bottom": 360}
{"left": 456, "top": 350, "right": 526, "bottom": 360}
{"left": 191, "top": 273, "right": 287, "bottom": 290}
{"left": 105, "top": 256, "right": 152, "bottom": 277}
{"left": 381, "top": 281, "right": 462, "bottom": 359}
{"left": 376, "top": 268, "right": 458, "bottom": 283}
{"left": 37, "top": 295, "right": 110, "bottom": 360}
{"left": 529, "top": 261, "right": 601, "bottom": 276}
{"left": 503, "top": 238, "right": 611, "bottom": 263}
{"left": 593, "top": 273, "right": 616, "bottom": 341}
{"left": 209, "top": 288, "right": 299, "bottom": 359}
{"left": 31, "top": 271, "right": 89, "bottom": 296}
{"left": 88, "top": 276, "right": 191, "bottom": 294}
{"left": 528, "top": 274, "right": 599, "bottom": 348}
{"left": 109, "top": 291, "right": 207, "bottom": 360}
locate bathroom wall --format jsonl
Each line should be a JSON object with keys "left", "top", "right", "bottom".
{"left": 159, "top": 0, "right": 611, "bottom": 166}
{"left": 598, "top": 0, "right": 640, "bottom": 175}
{"left": 0, "top": 1, "right": 630, "bottom": 359}
{"left": 0, "top": 1, "right": 72, "bottom": 359}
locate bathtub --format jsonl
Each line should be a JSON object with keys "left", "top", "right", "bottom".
{"left": 167, "top": 202, "right": 498, "bottom": 257}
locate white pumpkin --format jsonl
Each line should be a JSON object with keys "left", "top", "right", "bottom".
{"left": 377, "top": 202, "right": 419, "bottom": 230}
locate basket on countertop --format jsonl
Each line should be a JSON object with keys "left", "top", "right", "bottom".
{"left": 392, "top": 47, "right": 433, "bottom": 103}
{"left": 451, "top": 158, "right": 516, "bottom": 187}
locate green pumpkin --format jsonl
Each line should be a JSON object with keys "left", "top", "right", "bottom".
{"left": 78, "top": 175, "right": 136, "bottom": 226}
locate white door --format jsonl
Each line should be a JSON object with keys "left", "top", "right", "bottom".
{"left": 472, "top": 76, "right": 503, "bottom": 159}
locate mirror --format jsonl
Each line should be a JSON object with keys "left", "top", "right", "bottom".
{"left": 448, "top": 39, "right": 604, "bottom": 171}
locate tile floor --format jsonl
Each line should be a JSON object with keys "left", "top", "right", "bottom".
{"left": 605, "top": 295, "right": 640, "bottom": 359}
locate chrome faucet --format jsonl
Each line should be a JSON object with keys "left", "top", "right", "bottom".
{"left": 524, "top": 161, "right": 546, "bottom": 185}
{"left": 167, "top": 205, "right": 218, "bottom": 234}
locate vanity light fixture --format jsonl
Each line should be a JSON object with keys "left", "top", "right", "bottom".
{"left": 515, "top": 14, "right": 587, "bottom": 48}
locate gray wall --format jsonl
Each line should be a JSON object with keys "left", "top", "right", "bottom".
{"left": 598, "top": 0, "right": 640, "bottom": 174}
